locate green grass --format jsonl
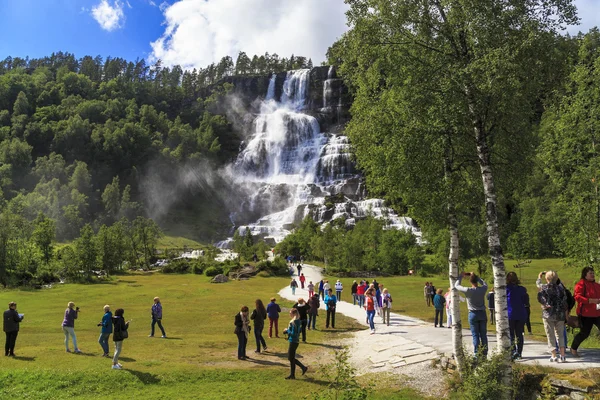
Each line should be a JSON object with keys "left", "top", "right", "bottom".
{"left": 0, "top": 272, "right": 426, "bottom": 399}
{"left": 156, "top": 234, "right": 205, "bottom": 249}
{"left": 323, "top": 258, "right": 600, "bottom": 349}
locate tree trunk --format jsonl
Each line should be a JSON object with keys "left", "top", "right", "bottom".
{"left": 448, "top": 203, "right": 465, "bottom": 374}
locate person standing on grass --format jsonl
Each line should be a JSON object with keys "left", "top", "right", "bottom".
{"left": 507, "top": 271, "right": 528, "bottom": 360}
{"left": 111, "top": 308, "right": 129, "bottom": 369}
{"left": 293, "top": 298, "right": 309, "bottom": 342}
{"left": 324, "top": 289, "right": 337, "bottom": 329}
{"left": 487, "top": 288, "right": 495, "bottom": 325}
{"left": 351, "top": 280, "right": 358, "bottom": 305}
{"left": 284, "top": 308, "right": 308, "bottom": 379}
{"left": 149, "top": 297, "right": 166, "bottom": 338}
{"left": 433, "top": 289, "right": 446, "bottom": 328}
{"left": 570, "top": 267, "right": 600, "bottom": 358}
{"left": 290, "top": 278, "right": 298, "bottom": 295}
{"left": 357, "top": 280, "right": 366, "bottom": 308}
{"left": 299, "top": 273, "right": 306, "bottom": 289}
{"left": 424, "top": 282, "right": 431, "bottom": 307}
{"left": 234, "top": 305, "right": 251, "bottom": 360}
{"left": 4, "top": 301, "right": 23, "bottom": 357}
{"left": 335, "top": 280, "right": 343, "bottom": 301}
{"left": 251, "top": 299, "right": 268, "bottom": 353}
{"left": 266, "top": 297, "right": 281, "bottom": 338}
{"left": 307, "top": 294, "right": 320, "bottom": 330}
{"left": 454, "top": 272, "right": 488, "bottom": 357}
{"left": 307, "top": 281, "right": 315, "bottom": 298}
{"left": 365, "top": 289, "right": 376, "bottom": 334}
{"left": 318, "top": 280, "right": 325, "bottom": 300}
{"left": 62, "top": 301, "right": 81, "bottom": 353}
{"left": 381, "top": 288, "right": 392, "bottom": 326}
{"left": 97, "top": 305, "right": 112, "bottom": 357}
{"left": 537, "top": 270, "right": 568, "bottom": 363}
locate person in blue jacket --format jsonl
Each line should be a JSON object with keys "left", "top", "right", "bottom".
{"left": 324, "top": 289, "right": 337, "bottom": 329}
{"left": 507, "top": 271, "right": 528, "bottom": 360}
{"left": 318, "top": 280, "right": 325, "bottom": 300}
{"left": 149, "top": 297, "right": 166, "bottom": 338}
{"left": 284, "top": 308, "right": 308, "bottom": 379}
{"left": 97, "top": 304, "right": 113, "bottom": 357}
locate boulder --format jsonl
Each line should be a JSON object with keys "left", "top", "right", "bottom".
{"left": 211, "top": 274, "right": 229, "bottom": 283}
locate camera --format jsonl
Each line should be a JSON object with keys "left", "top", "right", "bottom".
{"left": 283, "top": 329, "right": 288, "bottom": 335}
{"left": 76, "top": 307, "right": 80, "bottom": 311}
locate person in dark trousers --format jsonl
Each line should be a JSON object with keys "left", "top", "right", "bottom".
{"left": 97, "top": 304, "right": 112, "bottom": 357}
{"left": 299, "top": 273, "right": 306, "bottom": 289}
{"left": 4, "top": 301, "right": 23, "bottom": 357}
{"left": 570, "top": 267, "right": 600, "bottom": 357}
{"left": 292, "top": 298, "right": 309, "bottom": 342}
{"left": 297, "top": 264, "right": 302, "bottom": 276}
{"left": 251, "top": 299, "right": 268, "bottom": 353}
{"left": 324, "top": 289, "right": 337, "bottom": 329}
{"left": 487, "top": 289, "right": 495, "bottom": 325}
{"left": 507, "top": 271, "right": 528, "bottom": 359}
{"left": 524, "top": 291, "right": 532, "bottom": 334}
{"left": 111, "top": 308, "right": 130, "bottom": 369}
{"left": 307, "top": 294, "right": 320, "bottom": 330}
{"left": 234, "top": 305, "right": 251, "bottom": 360}
{"left": 351, "top": 280, "right": 358, "bottom": 305}
{"left": 433, "top": 289, "right": 446, "bottom": 327}
{"left": 266, "top": 297, "right": 281, "bottom": 338}
{"left": 284, "top": 308, "right": 308, "bottom": 379}
{"left": 149, "top": 297, "right": 166, "bottom": 338}
{"left": 318, "top": 280, "right": 325, "bottom": 300}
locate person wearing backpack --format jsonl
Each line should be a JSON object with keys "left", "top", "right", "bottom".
{"left": 111, "top": 308, "right": 130, "bottom": 369}
{"left": 307, "top": 295, "right": 320, "bottom": 330}
{"left": 283, "top": 308, "right": 308, "bottom": 379}
{"left": 324, "top": 289, "right": 337, "bottom": 329}
{"left": 571, "top": 267, "right": 600, "bottom": 357}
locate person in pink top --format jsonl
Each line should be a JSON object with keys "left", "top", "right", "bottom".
{"left": 356, "top": 281, "right": 367, "bottom": 308}
{"left": 299, "top": 273, "right": 306, "bottom": 289}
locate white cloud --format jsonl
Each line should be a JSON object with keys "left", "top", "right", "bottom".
{"left": 91, "top": 0, "right": 126, "bottom": 32}
{"left": 150, "top": 0, "right": 349, "bottom": 70}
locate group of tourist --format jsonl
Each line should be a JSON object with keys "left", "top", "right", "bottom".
{"left": 3, "top": 296, "right": 166, "bottom": 370}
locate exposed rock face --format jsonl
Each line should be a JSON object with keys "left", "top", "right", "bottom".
{"left": 211, "top": 274, "right": 229, "bottom": 283}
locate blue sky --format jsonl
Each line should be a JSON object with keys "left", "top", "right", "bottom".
{"left": 0, "top": 0, "right": 599, "bottom": 70}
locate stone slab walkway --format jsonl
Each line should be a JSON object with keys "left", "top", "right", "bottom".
{"left": 278, "top": 263, "right": 600, "bottom": 371}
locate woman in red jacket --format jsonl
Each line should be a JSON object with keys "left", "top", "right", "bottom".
{"left": 571, "top": 267, "right": 600, "bottom": 357}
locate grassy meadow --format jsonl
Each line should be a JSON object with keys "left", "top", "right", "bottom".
{"left": 323, "top": 258, "right": 600, "bottom": 349}
{"left": 0, "top": 272, "right": 426, "bottom": 399}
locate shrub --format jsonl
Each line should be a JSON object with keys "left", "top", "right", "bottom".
{"left": 191, "top": 263, "right": 203, "bottom": 275}
{"left": 256, "top": 257, "right": 289, "bottom": 276}
{"left": 204, "top": 266, "right": 223, "bottom": 277}
{"left": 161, "top": 259, "right": 190, "bottom": 274}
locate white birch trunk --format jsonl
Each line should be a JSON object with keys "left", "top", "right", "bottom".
{"left": 448, "top": 209, "right": 465, "bottom": 374}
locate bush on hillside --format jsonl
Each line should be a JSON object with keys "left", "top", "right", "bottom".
{"left": 161, "top": 259, "right": 191, "bottom": 274}
{"left": 256, "top": 257, "right": 289, "bottom": 276}
{"left": 204, "top": 266, "right": 224, "bottom": 277}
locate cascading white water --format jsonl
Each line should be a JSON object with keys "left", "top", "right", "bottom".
{"left": 220, "top": 68, "right": 421, "bottom": 247}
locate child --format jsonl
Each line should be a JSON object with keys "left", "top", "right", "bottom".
{"left": 433, "top": 289, "right": 446, "bottom": 327}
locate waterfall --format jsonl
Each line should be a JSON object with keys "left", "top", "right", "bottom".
{"left": 218, "top": 67, "right": 421, "bottom": 247}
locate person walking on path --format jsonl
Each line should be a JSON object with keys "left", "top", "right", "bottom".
{"left": 284, "top": 308, "right": 308, "bottom": 379}
{"left": 424, "top": 282, "right": 431, "bottom": 307}
{"left": 111, "top": 308, "right": 129, "bottom": 369}
{"left": 318, "top": 280, "right": 325, "bottom": 300}
{"left": 149, "top": 297, "right": 166, "bottom": 338}
{"left": 307, "top": 281, "right": 315, "bottom": 298}
{"left": 4, "top": 301, "right": 23, "bottom": 357}
{"left": 357, "top": 281, "right": 366, "bottom": 308}
{"left": 251, "top": 299, "right": 268, "bottom": 353}
{"left": 299, "top": 273, "right": 306, "bottom": 289}
{"left": 351, "top": 280, "right": 358, "bottom": 305}
{"left": 266, "top": 298, "right": 281, "bottom": 338}
{"left": 381, "top": 288, "right": 393, "bottom": 326}
{"left": 433, "top": 289, "right": 446, "bottom": 327}
{"left": 97, "top": 305, "right": 112, "bottom": 357}
{"left": 323, "top": 280, "right": 331, "bottom": 298}
{"left": 487, "top": 289, "right": 495, "bottom": 325}
{"left": 62, "top": 301, "right": 81, "bottom": 353}
{"left": 454, "top": 272, "right": 488, "bottom": 356}
{"left": 297, "top": 264, "right": 302, "bottom": 276}
{"left": 234, "top": 305, "right": 251, "bottom": 360}
{"left": 570, "top": 267, "right": 600, "bottom": 357}
{"left": 507, "top": 271, "right": 528, "bottom": 360}
{"left": 307, "top": 294, "right": 320, "bottom": 330}
{"left": 324, "top": 289, "right": 337, "bottom": 329}
{"left": 290, "top": 278, "right": 298, "bottom": 295}
{"left": 365, "top": 288, "right": 377, "bottom": 334}
{"left": 537, "top": 270, "right": 568, "bottom": 362}
{"left": 293, "top": 298, "right": 309, "bottom": 342}
{"left": 335, "top": 280, "right": 343, "bottom": 301}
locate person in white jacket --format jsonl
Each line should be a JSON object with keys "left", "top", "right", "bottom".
{"left": 335, "top": 280, "right": 343, "bottom": 301}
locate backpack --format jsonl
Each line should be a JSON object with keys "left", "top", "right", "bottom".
{"left": 564, "top": 286, "right": 575, "bottom": 312}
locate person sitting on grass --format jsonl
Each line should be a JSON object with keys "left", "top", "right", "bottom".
{"left": 433, "top": 288, "right": 446, "bottom": 327}
{"left": 284, "top": 308, "right": 308, "bottom": 379}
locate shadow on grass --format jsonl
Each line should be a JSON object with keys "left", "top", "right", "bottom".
{"left": 244, "top": 358, "right": 288, "bottom": 367}
{"left": 304, "top": 342, "right": 343, "bottom": 350}
{"left": 119, "top": 356, "right": 137, "bottom": 362}
{"left": 125, "top": 369, "right": 161, "bottom": 384}
{"left": 12, "top": 356, "right": 36, "bottom": 361}
{"left": 301, "top": 377, "right": 331, "bottom": 386}
{"left": 162, "top": 337, "right": 183, "bottom": 340}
